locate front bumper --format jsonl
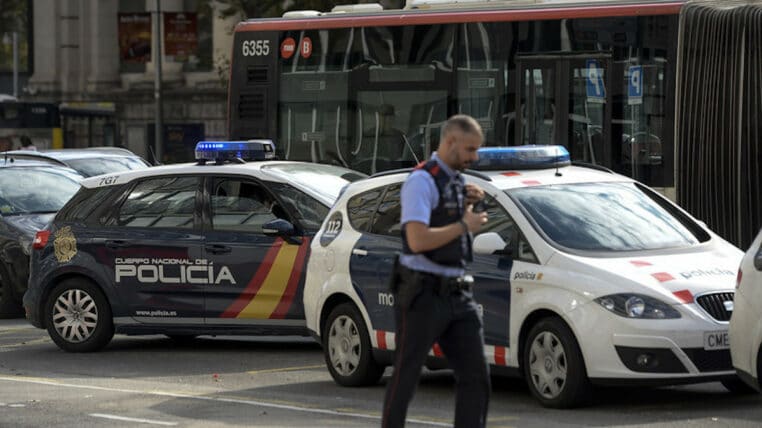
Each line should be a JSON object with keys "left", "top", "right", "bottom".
{"left": 568, "top": 302, "right": 734, "bottom": 381}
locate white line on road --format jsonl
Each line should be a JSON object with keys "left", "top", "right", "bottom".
{"left": 0, "top": 375, "right": 449, "bottom": 427}
{"left": 90, "top": 413, "right": 178, "bottom": 426}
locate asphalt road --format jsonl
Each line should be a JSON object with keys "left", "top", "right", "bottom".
{"left": 1, "top": 318, "right": 762, "bottom": 427}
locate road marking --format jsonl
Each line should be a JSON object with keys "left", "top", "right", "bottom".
{"left": 0, "top": 337, "right": 50, "bottom": 350}
{"left": 0, "top": 375, "right": 449, "bottom": 426}
{"left": 246, "top": 364, "right": 324, "bottom": 375}
{"left": 90, "top": 413, "right": 178, "bottom": 426}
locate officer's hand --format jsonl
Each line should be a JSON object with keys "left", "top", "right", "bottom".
{"left": 464, "top": 184, "right": 485, "bottom": 205}
{"left": 462, "top": 204, "right": 488, "bottom": 234}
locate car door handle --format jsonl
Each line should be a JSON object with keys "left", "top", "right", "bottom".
{"left": 205, "top": 244, "right": 232, "bottom": 255}
{"left": 352, "top": 248, "right": 368, "bottom": 257}
{"left": 105, "top": 240, "right": 130, "bottom": 249}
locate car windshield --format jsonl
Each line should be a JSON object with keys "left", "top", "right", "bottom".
{"left": 65, "top": 157, "right": 148, "bottom": 177}
{"left": 0, "top": 167, "right": 81, "bottom": 215}
{"left": 262, "top": 163, "right": 367, "bottom": 202}
{"left": 509, "top": 182, "right": 702, "bottom": 252}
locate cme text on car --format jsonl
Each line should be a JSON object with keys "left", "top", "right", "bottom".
{"left": 1, "top": 147, "right": 151, "bottom": 177}
{"left": 23, "top": 140, "right": 366, "bottom": 352}
{"left": 303, "top": 145, "right": 750, "bottom": 408}
{"left": 729, "top": 228, "right": 762, "bottom": 391}
{"left": 0, "top": 158, "right": 83, "bottom": 317}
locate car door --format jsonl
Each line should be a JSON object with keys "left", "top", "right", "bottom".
{"left": 202, "top": 176, "right": 309, "bottom": 327}
{"left": 101, "top": 175, "right": 205, "bottom": 322}
{"left": 348, "top": 183, "right": 401, "bottom": 333}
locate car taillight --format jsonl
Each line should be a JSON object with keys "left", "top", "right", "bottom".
{"left": 33, "top": 230, "right": 50, "bottom": 250}
{"left": 736, "top": 268, "right": 743, "bottom": 289}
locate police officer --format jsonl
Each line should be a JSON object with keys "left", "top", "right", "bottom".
{"left": 382, "top": 115, "right": 490, "bottom": 428}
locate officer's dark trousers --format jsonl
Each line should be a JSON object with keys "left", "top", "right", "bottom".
{"left": 381, "top": 273, "right": 490, "bottom": 428}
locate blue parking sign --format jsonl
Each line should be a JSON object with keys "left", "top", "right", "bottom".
{"left": 586, "top": 59, "right": 605, "bottom": 103}
{"left": 628, "top": 65, "right": 643, "bottom": 105}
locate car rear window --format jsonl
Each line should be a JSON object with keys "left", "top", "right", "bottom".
{"left": 66, "top": 157, "right": 148, "bottom": 177}
{"left": 509, "top": 182, "right": 708, "bottom": 252}
{"left": 0, "top": 167, "right": 80, "bottom": 215}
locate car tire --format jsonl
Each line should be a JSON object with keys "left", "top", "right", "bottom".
{"left": 523, "top": 317, "right": 591, "bottom": 408}
{"left": 45, "top": 278, "right": 114, "bottom": 352}
{"left": 721, "top": 376, "right": 759, "bottom": 394}
{"left": 323, "top": 302, "right": 383, "bottom": 386}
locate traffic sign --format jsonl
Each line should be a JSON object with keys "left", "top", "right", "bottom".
{"left": 628, "top": 65, "right": 643, "bottom": 105}
{"left": 586, "top": 59, "right": 606, "bottom": 103}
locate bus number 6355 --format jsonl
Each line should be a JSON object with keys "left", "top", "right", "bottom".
{"left": 242, "top": 40, "right": 270, "bottom": 56}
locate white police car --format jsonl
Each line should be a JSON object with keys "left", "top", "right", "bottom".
{"left": 23, "top": 140, "right": 366, "bottom": 352}
{"left": 729, "top": 228, "right": 762, "bottom": 391}
{"left": 303, "top": 145, "right": 747, "bottom": 408}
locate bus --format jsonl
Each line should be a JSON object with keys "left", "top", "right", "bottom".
{"left": 228, "top": 0, "right": 682, "bottom": 191}
{"left": 0, "top": 99, "right": 63, "bottom": 150}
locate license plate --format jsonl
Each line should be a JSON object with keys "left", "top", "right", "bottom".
{"left": 703, "top": 331, "right": 729, "bottom": 350}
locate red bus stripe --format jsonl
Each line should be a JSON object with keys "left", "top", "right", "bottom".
{"left": 220, "top": 238, "right": 284, "bottom": 318}
{"left": 377, "top": 330, "right": 387, "bottom": 350}
{"left": 494, "top": 346, "right": 506, "bottom": 366}
{"left": 270, "top": 237, "right": 311, "bottom": 319}
{"left": 236, "top": 3, "right": 683, "bottom": 32}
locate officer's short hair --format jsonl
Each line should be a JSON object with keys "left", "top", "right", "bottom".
{"left": 441, "top": 115, "right": 483, "bottom": 140}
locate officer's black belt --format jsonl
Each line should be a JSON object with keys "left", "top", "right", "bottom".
{"left": 400, "top": 265, "right": 473, "bottom": 294}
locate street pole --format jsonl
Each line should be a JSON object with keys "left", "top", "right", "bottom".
{"left": 12, "top": 32, "right": 18, "bottom": 98}
{"left": 154, "top": 0, "right": 163, "bottom": 163}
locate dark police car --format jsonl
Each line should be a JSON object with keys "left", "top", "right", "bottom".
{"left": 0, "top": 158, "right": 83, "bottom": 317}
{"left": 23, "top": 141, "right": 366, "bottom": 352}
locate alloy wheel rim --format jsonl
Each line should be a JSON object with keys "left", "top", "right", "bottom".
{"left": 528, "top": 331, "right": 567, "bottom": 399}
{"left": 52, "top": 289, "right": 98, "bottom": 343}
{"left": 327, "top": 315, "right": 361, "bottom": 376}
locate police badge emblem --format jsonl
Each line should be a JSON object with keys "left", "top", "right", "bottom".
{"left": 54, "top": 226, "right": 77, "bottom": 263}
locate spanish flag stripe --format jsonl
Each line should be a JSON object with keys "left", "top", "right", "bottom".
{"left": 270, "top": 237, "right": 311, "bottom": 319}
{"left": 220, "top": 239, "right": 283, "bottom": 318}
{"left": 237, "top": 241, "right": 300, "bottom": 318}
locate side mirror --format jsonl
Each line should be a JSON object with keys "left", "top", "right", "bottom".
{"left": 262, "top": 219, "right": 302, "bottom": 245}
{"left": 473, "top": 232, "right": 510, "bottom": 256}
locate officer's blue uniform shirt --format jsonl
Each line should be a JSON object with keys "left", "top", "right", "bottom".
{"left": 399, "top": 152, "right": 466, "bottom": 277}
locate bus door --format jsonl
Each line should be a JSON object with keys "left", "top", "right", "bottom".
{"left": 516, "top": 55, "right": 612, "bottom": 167}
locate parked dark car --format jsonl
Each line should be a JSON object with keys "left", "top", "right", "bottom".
{"left": 0, "top": 158, "right": 83, "bottom": 317}
{"left": 1, "top": 147, "right": 151, "bottom": 177}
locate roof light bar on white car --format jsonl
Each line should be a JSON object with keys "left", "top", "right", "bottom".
{"left": 472, "top": 145, "right": 571, "bottom": 170}
{"left": 194, "top": 140, "right": 276, "bottom": 164}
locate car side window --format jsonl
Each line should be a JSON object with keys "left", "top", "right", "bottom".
{"left": 210, "top": 178, "right": 282, "bottom": 233}
{"left": 369, "top": 184, "right": 402, "bottom": 237}
{"left": 268, "top": 182, "right": 327, "bottom": 231}
{"left": 347, "top": 187, "right": 384, "bottom": 232}
{"left": 117, "top": 176, "right": 198, "bottom": 228}
{"left": 478, "top": 194, "right": 538, "bottom": 264}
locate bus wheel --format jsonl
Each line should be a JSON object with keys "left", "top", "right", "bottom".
{"left": 323, "top": 303, "right": 383, "bottom": 386}
{"left": 523, "top": 317, "right": 591, "bottom": 408}
{"left": 45, "top": 279, "right": 114, "bottom": 352}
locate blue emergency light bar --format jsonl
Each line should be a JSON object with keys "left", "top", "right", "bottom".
{"left": 194, "top": 140, "right": 276, "bottom": 164}
{"left": 472, "top": 145, "right": 571, "bottom": 170}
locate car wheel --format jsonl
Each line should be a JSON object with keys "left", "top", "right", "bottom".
{"left": 523, "top": 317, "right": 591, "bottom": 408}
{"left": 721, "top": 376, "right": 759, "bottom": 394}
{"left": 323, "top": 303, "right": 383, "bottom": 386}
{"left": 45, "top": 278, "right": 114, "bottom": 352}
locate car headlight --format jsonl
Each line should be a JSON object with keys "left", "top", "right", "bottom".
{"left": 595, "top": 293, "right": 681, "bottom": 319}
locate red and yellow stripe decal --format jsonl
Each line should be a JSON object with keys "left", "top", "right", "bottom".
{"left": 221, "top": 237, "right": 310, "bottom": 319}
{"left": 374, "top": 329, "right": 509, "bottom": 366}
